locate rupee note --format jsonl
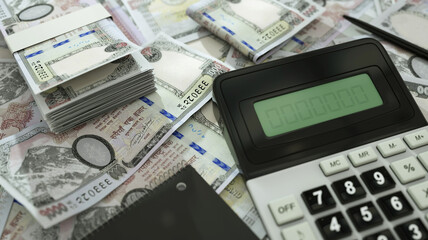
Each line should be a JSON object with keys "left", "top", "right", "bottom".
{"left": 372, "top": 0, "right": 428, "bottom": 51}
{"left": 225, "top": 47, "right": 294, "bottom": 69}
{"left": 374, "top": 0, "right": 398, "bottom": 15}
{"left": 13, "top": 104, "right": 239, "bottom": 240}
{"left": 220, "top": 174, "right": 267, "bottom": 239}
{"left": 0, "top": 62, "right": 42, "bottom": 140}
{"left": 0, "top": 33, "right": 232, "bottom": 228}
{"left": 103, "top": 0, "right": 147, "bottom": 45}
{"left": 280, "top": 0, "right": 365, "bottom": 53}
{"left": 124, "top": 0, "right": 210, "bottom": 43}
{"left": 0, "top": 0, "right": 140, "bottom": 95}
{"left": 0, "top": 202, "right": 34, "bottom": 240}
{"left": 0, "top": 186, "right": 13, "bottom": 237}
{"left": 186, "top": 35, "right": 231, "bottom": 61}
{"left": 187, "top": 0, "right": 324, "bottom": 63}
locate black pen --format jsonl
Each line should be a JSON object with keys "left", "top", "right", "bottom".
{"left": 343, "top": 15, "right": 428, "bottom": 60}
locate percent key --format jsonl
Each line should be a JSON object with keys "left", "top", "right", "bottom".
{"left": 390, "top": 157, "right": 426, "bottom": 184}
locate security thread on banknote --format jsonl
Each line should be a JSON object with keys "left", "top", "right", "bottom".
{"left": 186, "top": 0, "right": 324, "bottom": 63}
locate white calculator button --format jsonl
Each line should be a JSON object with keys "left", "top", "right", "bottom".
{"left": 418, "top": 151, "right": 428, "bottom": 170}
{"left": 404, "top": 129, "right": 428, "bottom": 149}
{"left": 390, "top": 156, "right": 426, "bottom": 184}
{"left": 268, "top": 195, "right": 303, "bottom": 225}
{"left": 408, "top": 181, "right": 428, "bottom": 210}
{"left": 319, "top": 155, "right": 349, "bottom": 176}
{"left": 377, "top": 138, "right": 406, "bottom": 157}
{"left": 348, "top": 147, "right": 377, "bottom": 167}
{"left": 281, "top": 222, "right": 316, "bottom": 240}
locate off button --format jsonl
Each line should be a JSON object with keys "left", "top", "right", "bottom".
{"left": 319, "top": 155, "right": 350, "bottom": 176}
{"left": 268, "top": 195, "right": 304, "bottom": 225}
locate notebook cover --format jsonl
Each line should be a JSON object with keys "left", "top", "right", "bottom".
{"left": 86, "top": 165, "right": 259, "bottom": 240}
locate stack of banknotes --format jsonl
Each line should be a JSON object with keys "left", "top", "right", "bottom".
{"left": 0, "top": 1, "right": 155, "bottom": 133}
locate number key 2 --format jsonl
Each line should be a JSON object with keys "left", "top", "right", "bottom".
{"left": 316, "top": 212, "right": 352, "bottom": 240}
{"left": 301, "top": 185, "right": 336, "bottom": 214}
{"left": 361, "top": 166, "right": 396, "bottom": 194}
{"left": 332, "top": 176, "right": 366, "bottom": 204}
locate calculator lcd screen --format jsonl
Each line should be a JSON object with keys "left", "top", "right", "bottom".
{"left": 253, "top": 73, "right": 383, "bottom": 137}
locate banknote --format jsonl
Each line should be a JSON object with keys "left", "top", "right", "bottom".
{"left": 186, "top": 35, "right": 231, "bottom": 61}
{"left": 0, "top": 33, "right": 232, "bottom": 228}
{"left": 0, "top": 62, "right": 42, "bottom": 140}
{"left": 124, "top": 0, "right": 210, "bottom": 43}
{"left": 372, "top": 0, "right": 428, "bottom": 51}
{"left": 103, "top": 0, "right": 147, "bottom": 45}
{"left": 0, "top": 202, "right": 34, "bottom": 240}
{"left": 0, "top": 0, "right": 140, "bottom": 95}
{"left": 187, "top": 0, "right": 324, "bottom": 63}
{"left": 2, "top": 104, "right": 239, "bottom": 240}
{"left": 0, "top": 185, "right": 13, "bottom": 237}
{"left": 225, "top": 47, "right": 294, "bottom": 69}
{"left": 280, "top": 0, "right": 365, "bottom": 53}
{"left": 374, "top": 0, "right": 398, "bottom": 15}
{"left": 220, "top": 174, "right": 267, "bottom": 239}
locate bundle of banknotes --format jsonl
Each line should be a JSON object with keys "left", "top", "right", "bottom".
{"left": 0, "top": 0, "right": 155, "bottom": 133}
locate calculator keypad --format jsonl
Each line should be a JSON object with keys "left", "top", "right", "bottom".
{"left": 251, "top": 126, "right": 428, "bottom": 240}
{"left": 332, "top": 176, "right": 366, "bottom": 204}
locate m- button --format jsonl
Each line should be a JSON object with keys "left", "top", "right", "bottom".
{"left": 320, "top": 155, "right": 349, "bottom": 176}
{"left": 268, "top": 195, "right": 304, "bottom": 225}
{"left": 377, "top": 138, "right": 406, "bottom": 158}
{"left": 404, "top": 129, "right": 428, "bottom": 149}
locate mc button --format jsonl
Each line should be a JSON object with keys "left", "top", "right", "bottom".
{"left": 320, "top": 155, "right": 350, "bottom": 176}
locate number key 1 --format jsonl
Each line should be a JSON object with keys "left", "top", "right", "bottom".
{"left": 301, "top": 185, "right": 336, "bottom": 214}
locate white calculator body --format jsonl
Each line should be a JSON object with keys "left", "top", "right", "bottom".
{"left": 213, "top": 39, "right": 428, "bottom": 240}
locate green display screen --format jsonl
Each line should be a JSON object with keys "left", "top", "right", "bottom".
{"left": 254, "top": 74, "right": 383, "bottom": 137}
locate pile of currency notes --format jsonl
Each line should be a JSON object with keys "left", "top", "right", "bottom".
{"left": 0, "top": 0, "right": 426, "bottom": 239}
{"left": 0, "top": 1, "right": 155, "bottom": 133}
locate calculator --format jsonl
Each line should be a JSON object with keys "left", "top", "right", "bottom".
{"left": 213, "top": 38, "right": 428, "bottom": 239}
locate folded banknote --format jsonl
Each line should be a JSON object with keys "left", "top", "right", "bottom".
{"left": 187, "top": 0, "right": 325, "bottom": 63}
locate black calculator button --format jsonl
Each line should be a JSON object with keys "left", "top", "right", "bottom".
{"left": 332, "top": 176, "right": 366, "bottom": 204}
{"left": 363, "top": 229, "right": 395, "bottom": 240}
{"left": 377, "top": 191, "right": 413, "bottom": 221}
{"left": 315, "top": 212, "right": 352, "bottom": 240}
{"left": 394, "top": 219, "right": 428, "bottom": 240}
{"left": 347, "top": 201, "right": 383, "bottom": 231}
{"left": 301, "top": 185, "right": 336, "bottom": 214}
{"left": 361, "top": 167, "right": 396, "bottom": 194}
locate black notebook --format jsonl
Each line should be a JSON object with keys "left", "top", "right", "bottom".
{"left": 87, "top": 165, "right": 259, "bottom": 240}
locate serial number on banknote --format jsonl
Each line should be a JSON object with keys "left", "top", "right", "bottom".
{"left": 256, "top": 21, "right": 289, "bottom": 45}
